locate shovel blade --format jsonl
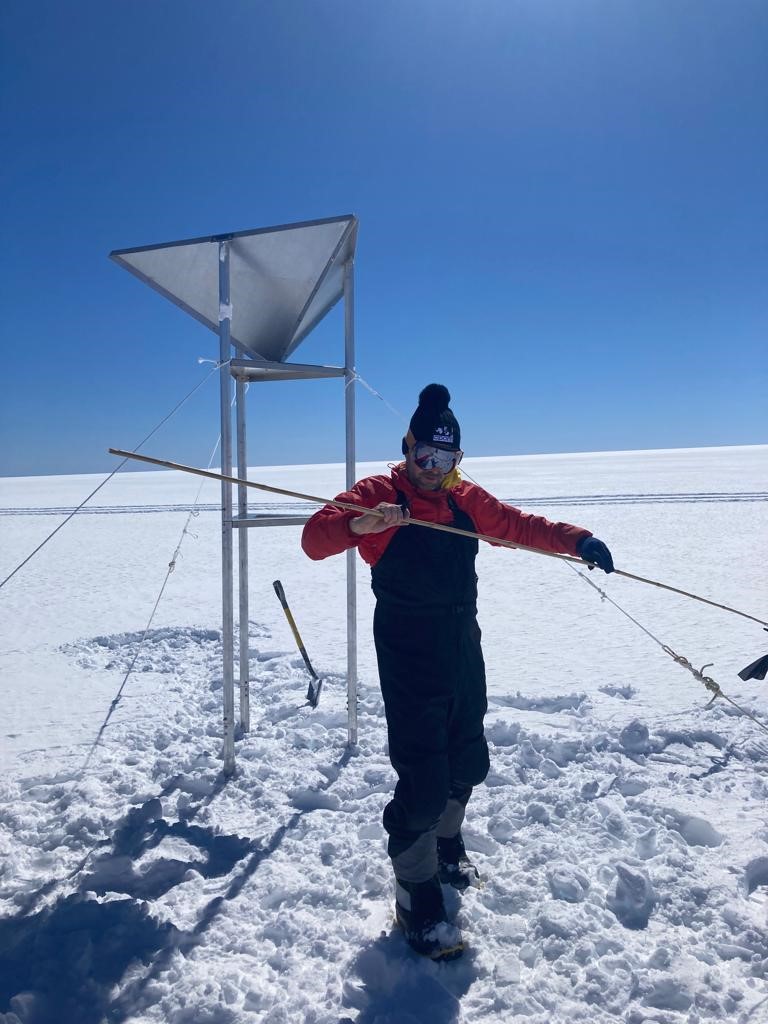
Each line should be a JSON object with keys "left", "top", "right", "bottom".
{"left": 738, "top": 654, "right": 768, "bottom": 682}
{"left": 306, "top": 675, "right": 323, "bottom": 708}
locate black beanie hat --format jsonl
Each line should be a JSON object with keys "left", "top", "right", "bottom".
{"left": 406, "top": 383, "right": 461, "bottom": 451}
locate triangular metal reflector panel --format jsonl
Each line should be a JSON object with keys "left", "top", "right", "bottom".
{"left": 110, "top": 215, "right": 357, "bottom": 362}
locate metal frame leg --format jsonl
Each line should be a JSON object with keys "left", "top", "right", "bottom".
{"left": 236, "top": 376, "right": 250, "bottom": 733}
{"left": 344, "top": 259, "right": 358, "bottom": 746}
{"left": 219, "top": 240, "right": 236, "bottom": 775}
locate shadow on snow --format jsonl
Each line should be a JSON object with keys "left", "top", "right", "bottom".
{"left": 339, "top": 925, "right": 476, "bottom": 1024}
{"left": 0, "top": 749, "right": 354, "bottom": 1024}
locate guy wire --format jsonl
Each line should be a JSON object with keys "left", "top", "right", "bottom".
{"left": 82, "top": 391, "right": 238, "bottom": 770}
{"left": 0, "top": 360, "right": 227, "bottom": 591}
{"left": 566, "top": 561, "right": 768, "bottom": 738}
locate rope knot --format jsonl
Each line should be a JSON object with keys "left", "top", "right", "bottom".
{"left": 662, "top": 646, "right": 723, "bottom": 703}
{"left": 661, "top": 645, "right": 689, "bottom": 669}
{"left": 696, "top": 664, "right": 723, "bottom": 704}
{"left": 569, "top": 561, "right": 768, "bottom": 737}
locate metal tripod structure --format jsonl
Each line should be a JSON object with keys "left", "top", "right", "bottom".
{"left": 111, "top": 215, "right": 360, "bottom": 774}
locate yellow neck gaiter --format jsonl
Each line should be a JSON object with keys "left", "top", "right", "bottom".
{"left": 441, "top": 467, "right": 462, "bottom": 490}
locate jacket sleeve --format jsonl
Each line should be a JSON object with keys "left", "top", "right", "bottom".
{"left": 463, "top": 485, "right": 591, "bottom": 557}
{"left": 301, "top": 475, "right": 396, "bottom": 560}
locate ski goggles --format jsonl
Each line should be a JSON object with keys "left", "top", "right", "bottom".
{"left": 411, "top": 442, "right": 463, "bottom": 473}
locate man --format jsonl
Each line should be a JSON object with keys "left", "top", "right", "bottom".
{"left": 301, "top": 384, "right": 613, "bottom": 960}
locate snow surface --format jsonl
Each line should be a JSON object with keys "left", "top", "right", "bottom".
{"left": 1, "top": 445, "right": 767, "bottom": 1024}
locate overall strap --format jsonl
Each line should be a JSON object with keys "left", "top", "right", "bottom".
{"left": 394, "top": 489, "right": 410, "bottom": 513}
{"left": 371, "top": 485, "right": 478, "bottom": 610}
{"left": 396, "top": 488, "right": 462, "bottom": 522}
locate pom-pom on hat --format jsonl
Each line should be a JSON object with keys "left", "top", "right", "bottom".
{"left": 406, "top": 383, "right": 461, "bottom": 451}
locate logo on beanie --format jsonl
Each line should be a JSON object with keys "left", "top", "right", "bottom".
{"left": 432, "top": 425, "right": 455, "bottom": 446}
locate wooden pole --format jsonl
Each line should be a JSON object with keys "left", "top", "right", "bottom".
{"left": 108, "top": 448, "right": 768, "bottom": 629}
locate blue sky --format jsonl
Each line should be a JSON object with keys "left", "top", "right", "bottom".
{"left": 1, "top": 0, "right": 766, "bottom": 476}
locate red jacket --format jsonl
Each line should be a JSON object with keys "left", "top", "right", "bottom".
{"left": 301, "top": 464, "right": 591, "bottom": 566}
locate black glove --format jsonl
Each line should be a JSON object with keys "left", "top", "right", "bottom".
{"left": 577, "top": 536, "right": 614, "bottom": 574}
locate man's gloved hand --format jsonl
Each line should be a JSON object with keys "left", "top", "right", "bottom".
{"left": 577, "top": 536, "right": 615, "bottom": 573}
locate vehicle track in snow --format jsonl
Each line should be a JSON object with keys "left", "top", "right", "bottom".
{"left": 2, "top": 490, "right": 767, "bottom": 516}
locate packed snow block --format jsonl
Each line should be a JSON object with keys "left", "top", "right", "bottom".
{"left": 619, "top": 720, "right": 651, "bottom": 755}
{"left": 635, "top": 827, "right": 658, "bottom": 860}
{"left": 744, "top": 856, "right": 768, "bottom": 896}
{"left": 609, "top": 862, "right": 656, "bottom": 929}
{"left": 525, "top": 802, "right": 550, "bottom": 825}
{"left": 637, "top": 972, "right": 693, "bottom": 1013}
{"left": 599, "top": 683, "right": 636, "bottom": 700}
{"left": 547, "top": 865, "right": 590, "bottom": 903}
{"left": 540, "top": 758, "right": 563, "bottom": 779}
{"left": 663, "top": 810, "right": 723, "bottom": 848}
{"left": 519, "top": 739, "right": 542, "bottom": 768}
{"left": 537, "top": 903, "right": 592, "bottom": 945}
{"left": 485, "top": 720, "right": 522, "bottom": 747}
{"left": 548, "top": 738, "right": 582, "bottom": 767}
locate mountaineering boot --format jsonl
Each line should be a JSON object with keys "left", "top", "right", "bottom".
{"left": 437, "top": 832, "right": 480, "bottom": 891}
{"left": 395, "top": 875, "right": 464, "bottom": 960}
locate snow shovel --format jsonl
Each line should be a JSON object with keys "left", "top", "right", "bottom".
{"left": 738, "top": 628, "right": 768, "bottom": 682}
{"left": 272, "top": 579, "right": 323, "bottom": 707}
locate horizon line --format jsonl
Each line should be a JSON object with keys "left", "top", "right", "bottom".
{"left": 2, "top": 442, "right": 765, "bottom": 483}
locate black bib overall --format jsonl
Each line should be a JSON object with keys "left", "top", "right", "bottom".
{"left": 371, "top": 492, "right": 490, "bottom": 859}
